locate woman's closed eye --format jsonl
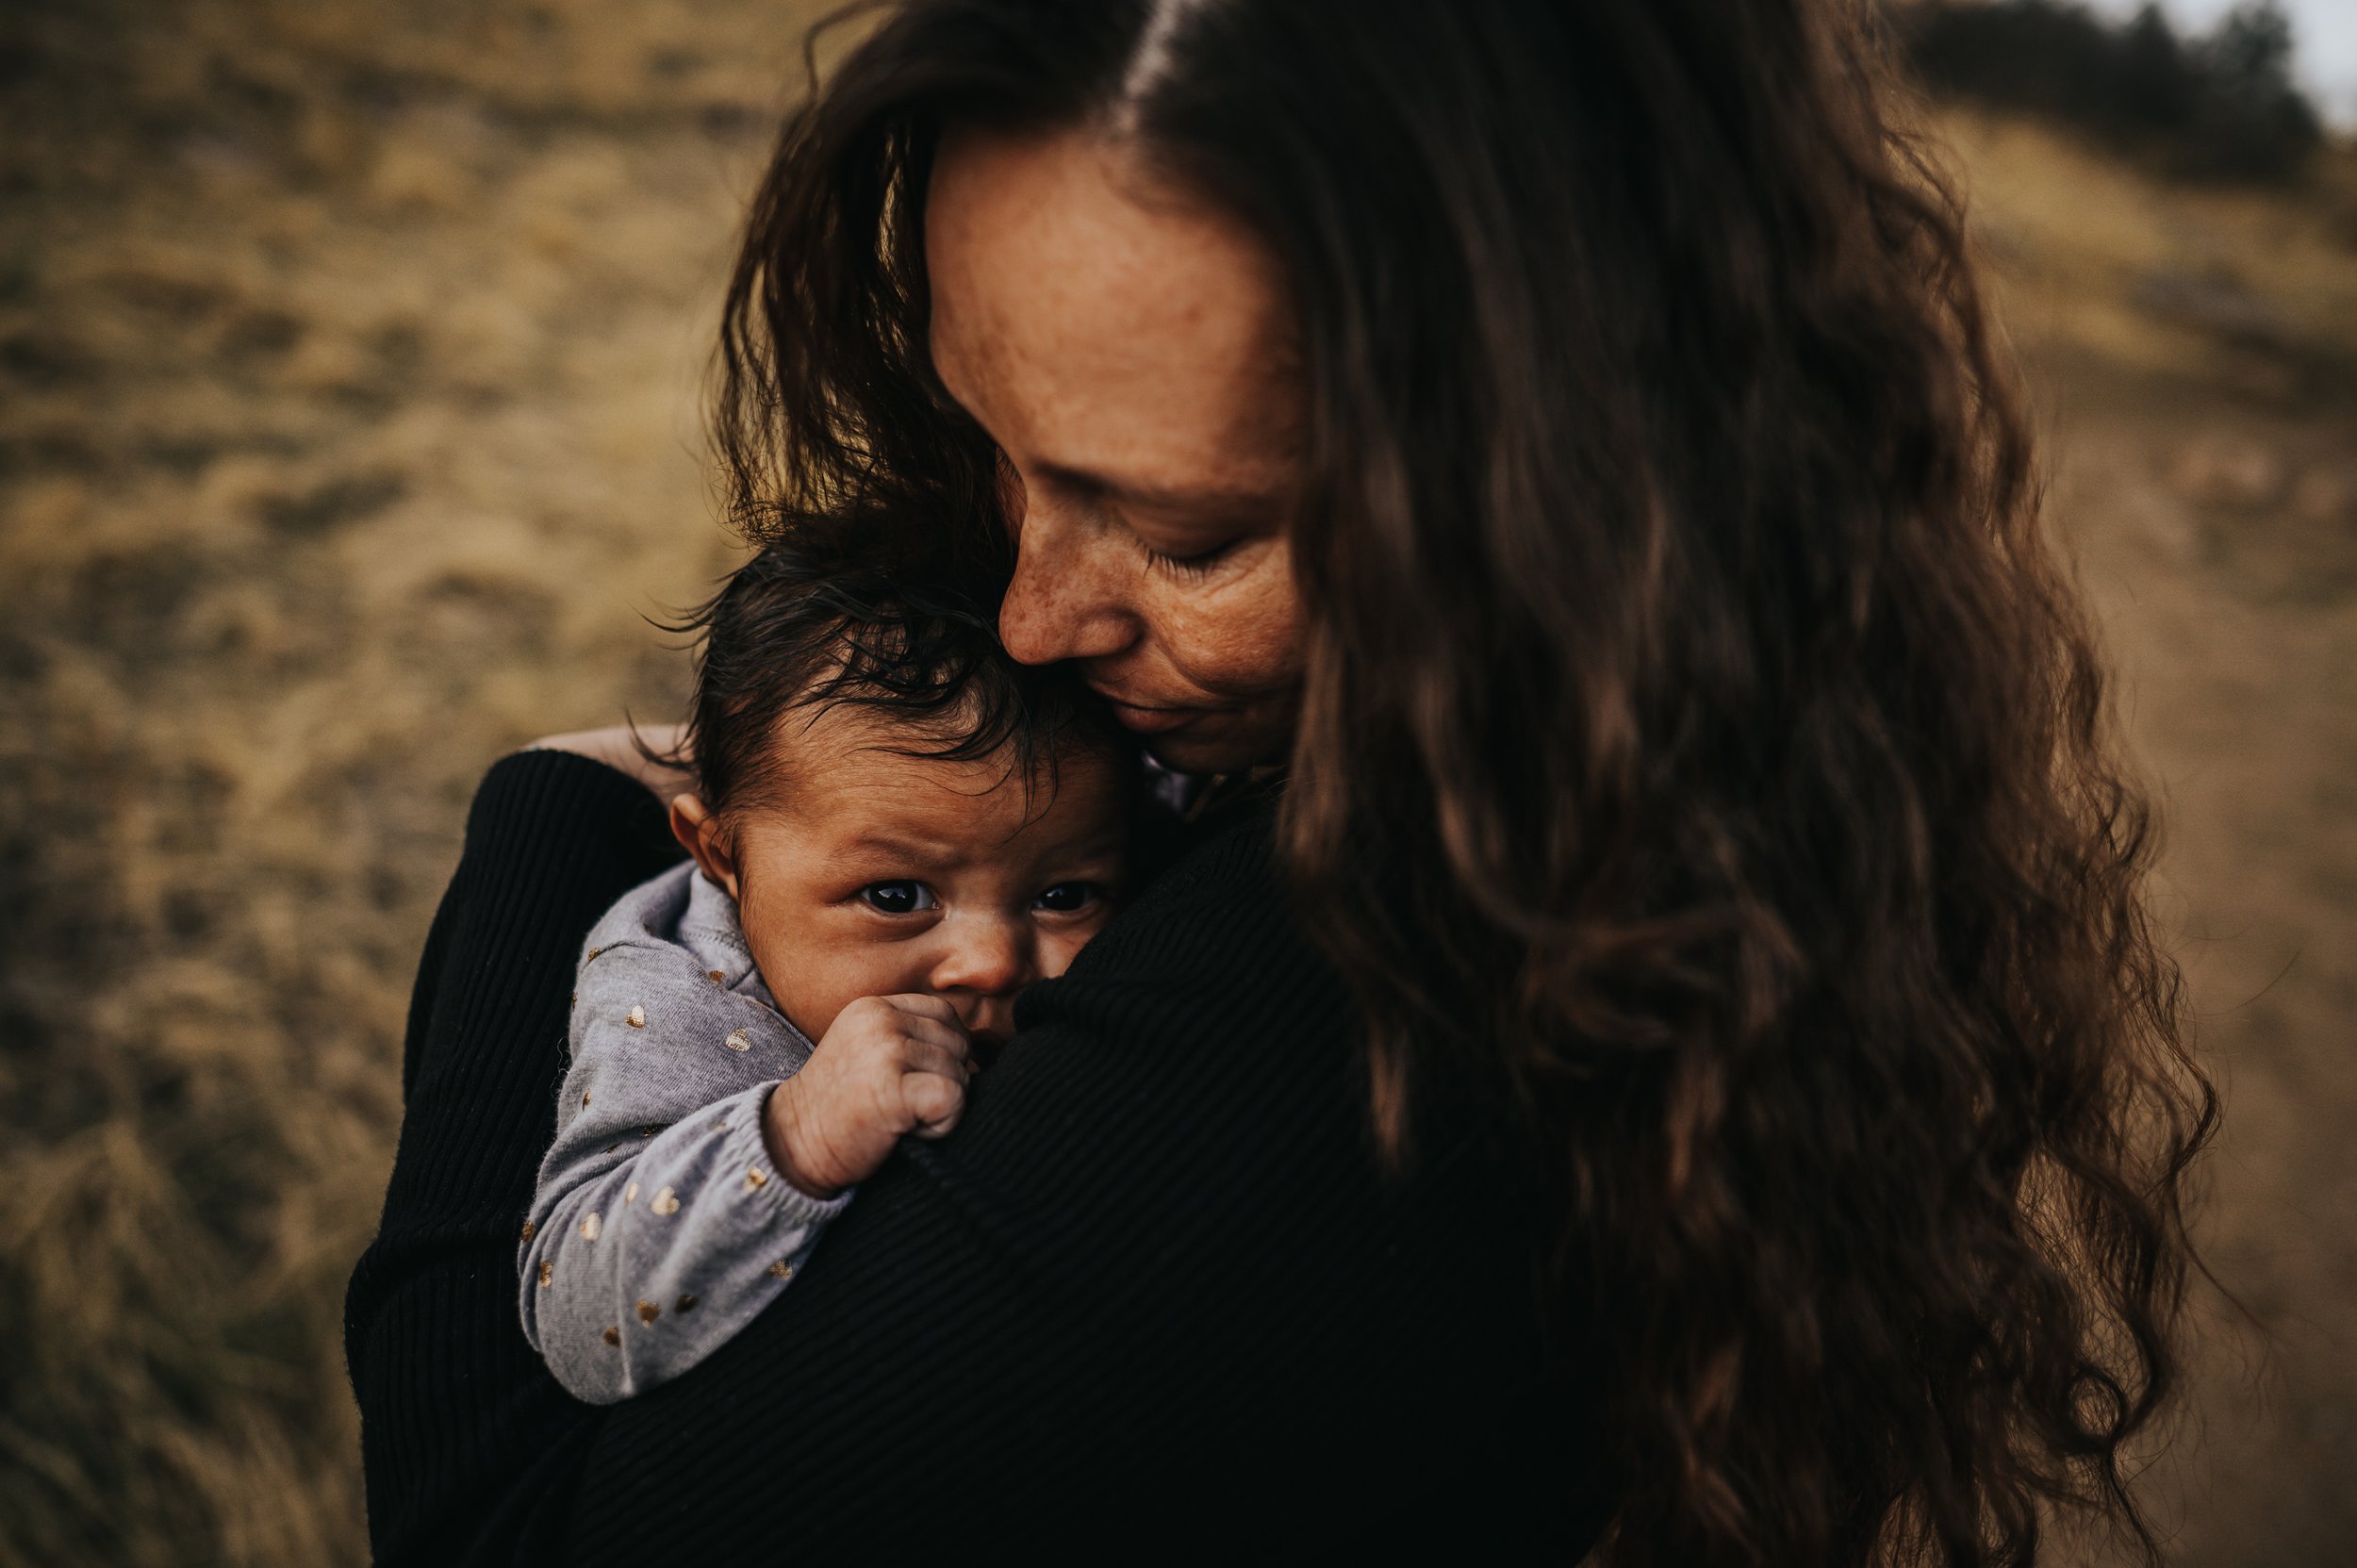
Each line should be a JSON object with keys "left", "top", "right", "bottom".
{"left": 1033, "top": 882, "right": 1103, "bottom": 914}
{"left": 860, "top": 881, "right": 939, "bottom": 915}
{"left": 1143, "top": 539, "right": 1235, "bottom": 583}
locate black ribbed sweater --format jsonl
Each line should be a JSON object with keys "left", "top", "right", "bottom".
{"left": 345, "top": 750, "right": 1611, "bottom": 1561}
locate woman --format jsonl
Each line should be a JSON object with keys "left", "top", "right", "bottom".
{"left": 346, "top": 1, "right": 2216, "bottom": 1561}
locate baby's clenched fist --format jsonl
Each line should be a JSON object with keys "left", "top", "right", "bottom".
{"left": 761, "top": 994, "right": 972, "bottom": 1198}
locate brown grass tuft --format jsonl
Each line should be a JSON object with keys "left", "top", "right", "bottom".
{"left": 0, "top": 2, "right": 823, "bottom": 1560}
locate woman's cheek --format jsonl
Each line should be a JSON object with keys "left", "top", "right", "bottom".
{"left": 1167, "top": 559, "right": 1307, "bottom": 700}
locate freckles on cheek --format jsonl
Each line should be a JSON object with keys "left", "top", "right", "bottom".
{"left": 1169, "top": 576, "right": 1305, "bottom": 699}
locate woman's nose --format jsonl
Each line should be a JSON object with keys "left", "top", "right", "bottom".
{"left": 997, "top": 502, "right": 1138, "bottom": 668}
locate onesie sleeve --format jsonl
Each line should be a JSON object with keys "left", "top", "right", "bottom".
{"left": 518, "top": 919, "right": 849, "bottom": 1405}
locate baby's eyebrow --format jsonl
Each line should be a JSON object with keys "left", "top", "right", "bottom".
{"left": 838, "top": 830, "right": 963, "bottom": 862}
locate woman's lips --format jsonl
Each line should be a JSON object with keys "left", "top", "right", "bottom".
{"left": 1109, "top": 701, "right": 1194, "bottom": 735}
{"left": 1097, "top": 691, "right": 1201, "bottom": 734}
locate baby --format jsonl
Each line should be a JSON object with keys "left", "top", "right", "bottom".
{"left": 519, "top": 530, "right": 1135, "bottom": 1403}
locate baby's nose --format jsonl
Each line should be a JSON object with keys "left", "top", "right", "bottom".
{"left": 931, "top": 916, "right": 1035, "bottom": 1001}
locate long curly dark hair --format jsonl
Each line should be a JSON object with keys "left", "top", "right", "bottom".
{"left": 712, "top": 2, "right": 2218, "bottom": 1562}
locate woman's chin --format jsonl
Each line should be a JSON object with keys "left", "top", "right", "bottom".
{"left": 1140, "top": 720, "right": 1291, "bottom": 779}
{"left": 1098, "top": 684, "right": 1297, "bottom": 776}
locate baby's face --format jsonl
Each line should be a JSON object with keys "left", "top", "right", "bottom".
{"left": 698, "top": 706, "right": 1129, "bottom": 1048}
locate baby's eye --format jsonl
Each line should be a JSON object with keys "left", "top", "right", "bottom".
{"left": 1033, "top": 882, "right": 1101, "bottom": 914}
{"left": 860, "top": 881, "right": 939, "bottom": 915}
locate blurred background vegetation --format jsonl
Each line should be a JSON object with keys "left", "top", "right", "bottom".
{"left": 1, "top": 1, "right": 2351, "bottom": 1562}
{"left": 1907, "top": 0, "right": 2328, "bottom": 179}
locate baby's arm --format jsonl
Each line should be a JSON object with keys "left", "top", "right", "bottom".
{"left": 519, "top": 941, "right": 848, "bottom": 1405}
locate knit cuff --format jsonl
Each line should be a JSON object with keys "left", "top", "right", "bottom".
{"left": 722, "top": 1084, "right": 856, "bottom": 1230}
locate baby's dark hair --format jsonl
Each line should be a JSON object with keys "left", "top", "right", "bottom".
{"left": 665, "top": 520, "right": 1127, "bottom": 825}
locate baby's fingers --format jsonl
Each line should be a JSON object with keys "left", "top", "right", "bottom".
{"left": 894, "top": 1033, "right": 972, "bottom": 1086}
{"left": 877, "top": 992, "right": 970, "bottom": 1037}
{"left": 902, "top": 1067, "right": 967, "bottom": 1140}
{"left": 891, "top": 1014, "right": 972, "bottom": 1068}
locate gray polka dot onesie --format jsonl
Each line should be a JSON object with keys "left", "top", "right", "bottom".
{"left": 519, "top": 861, "right": 849, "bottom": 1404}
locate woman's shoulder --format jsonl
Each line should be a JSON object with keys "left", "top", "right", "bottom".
{"left": 1131, "top": 793, "right": 1278, "bottom": 902}
{"left": 1054, "top": 800, "right": 1313, "bottom": 999}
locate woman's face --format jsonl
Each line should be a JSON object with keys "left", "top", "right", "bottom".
{"left": 926, "top": 128, "right": 1309, "bottom": 776}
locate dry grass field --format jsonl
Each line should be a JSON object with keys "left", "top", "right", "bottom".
{"left": 1, "top": 4, "right": 2352, "bottom": 1564}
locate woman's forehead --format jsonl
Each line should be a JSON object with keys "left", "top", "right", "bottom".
{"left": 924, "top": 126, "right": 1304, "bottom": 505}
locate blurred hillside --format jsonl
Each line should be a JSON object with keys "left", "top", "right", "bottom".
{"left": 0, "top": 2, "right": 820, "bottom": 1561}
{"left": 1935, "top": 108, "right": 2357, "bottom": 1568}
{"left": 2, "top": 3, "right": 2354, "bottom": 1565}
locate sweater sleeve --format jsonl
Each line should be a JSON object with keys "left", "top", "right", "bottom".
{"left": 345, "top": 751, "right": 683, "bottom": 1568}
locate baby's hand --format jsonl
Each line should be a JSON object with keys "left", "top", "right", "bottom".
{"left": 762, "top": 995, "right": 973, "bottom": 1198}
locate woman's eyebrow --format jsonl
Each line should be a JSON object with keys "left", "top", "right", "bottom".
{"left": 1034, "top": 460, "right": 1285, "bottom": 518}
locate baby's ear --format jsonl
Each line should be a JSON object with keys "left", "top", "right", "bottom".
{"left": 668, "top": 794, "right": 739, "bottom": 898}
